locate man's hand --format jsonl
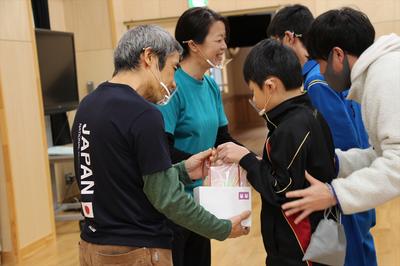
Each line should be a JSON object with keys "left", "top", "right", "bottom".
{"left": 217, "top": 142, "right": 250, "bottom": 164}
{"left": 281, "top": 171, "right": 337, "bottom": 224}
{"left": 185, "top": 149, "right": 217, "bottom": 179}
{"left": 228, "top": 211, "right": 251, "bottom": 238}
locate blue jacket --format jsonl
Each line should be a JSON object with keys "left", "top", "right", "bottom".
{"left": 303, "top": 60, "right": 377, "bottom": 266}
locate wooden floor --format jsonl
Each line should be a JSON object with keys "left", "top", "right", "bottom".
{"left": 6, "top": 126, "right": 400, "bottom": 266}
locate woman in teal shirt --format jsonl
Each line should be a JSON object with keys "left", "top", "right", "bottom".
{"left": 158, "top": 7, "right": 238, "bottom": 266}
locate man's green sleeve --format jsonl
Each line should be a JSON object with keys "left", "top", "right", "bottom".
{"left": 143, "top": 161, "right": 231, "bottom": 241}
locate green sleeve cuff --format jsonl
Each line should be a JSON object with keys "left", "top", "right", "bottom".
{"left": 143, "top": 168, "right": 231, "bottom": 240}
{"left": 219, "top": 219, "right": 232, "bottom": 241}
{"left": 174, "top": 161, "right": 192, "bottom": 185}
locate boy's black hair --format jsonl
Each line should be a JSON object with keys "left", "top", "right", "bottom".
{"left": 306, "top": 7, "right": 375, "bottom": 60}
{"left": 243, "top": 39, "right": 303, "bottom": 90}
{"left": 175, "top": 7, "right": 229, "bottom": 58}
{"left": 267, "top": 4, "right": 314, "bottom": 43}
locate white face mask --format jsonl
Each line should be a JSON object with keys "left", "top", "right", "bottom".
{"left": 157, "top": 81, "right": 178, "bottom": 105}
{"left": 248, "top": 98, "right": 264, "bottom": 116}
{"left": 149, "top": 64, "right": 176, "bottom": 105}
{"left": 259, "top": 94, "right": 272, "bottom": 116}
{"left": 183, "top": 40, "right": 232, "bottom": 69}
{"left": 248, "top": 93, "right": 272, "bottom": 116}
{"left": 205, "top": 57, "right": 232, "bottom": 69}
{"left": 248, "top": 93, "right": 277, "bottom": 128}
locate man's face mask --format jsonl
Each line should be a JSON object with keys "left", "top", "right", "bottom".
{"left": 157, "top": 81, "right": 177, "bottom": 105}
{"left": 324, "top": 50, "right": 351, "bottom": 92}
{"left": 149, "top": 61, "right": 177, "bottom": 105}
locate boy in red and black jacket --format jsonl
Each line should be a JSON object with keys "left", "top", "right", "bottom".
{"left": 217, "top": 39, "right": 337, "bottom": 266}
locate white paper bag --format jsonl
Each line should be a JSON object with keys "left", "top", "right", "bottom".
{"left": 193, "top": 186, "right": 252, "bottom": 227}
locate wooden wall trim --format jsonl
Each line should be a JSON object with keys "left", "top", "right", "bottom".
{"left": 2, "top": 251, "right": 17, "bottom": 264}
{"left": 107, "top": 0, "right": 118, "bottom": 48}
{"left": 0, "top": 0, "right": 57, "bottom": 261}
{"left": 26, "top": 0, "right": 56, "bottom": 242}
{"left": 20, "top": 233, "right": 54, "bottom": 260}
{"left": 124, "top": 16, "right": 177, "bottom": 29}
{"left": 123, "top": 6, "right": 279, "bottom": 30}
{"left": 220, "top": 6, "right": 279, "bottom": 17}
{"left": 0, "top": 75, "right": 20, "bottom": 260}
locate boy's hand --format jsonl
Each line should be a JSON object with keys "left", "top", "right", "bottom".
{"left": 228, "top": 211, "right": 251, "bottom": 238}
{"left": 208, "top": 148, "right": 219, "bottom": 164}
{"left": 217, "top": 142, "right": 250, "bottom": 164}
{"left": 185, "top": 149, "right": 216, "bottom": 179}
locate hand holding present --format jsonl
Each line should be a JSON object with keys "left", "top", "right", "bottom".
{"left": 185, "top": 148, "right": 217, "bottom": 180}
{"left": 217, "top": 142, "right": 251, "bottom": 164}
{"left": 228, "top": 210, "right": 251, "bottom": 238}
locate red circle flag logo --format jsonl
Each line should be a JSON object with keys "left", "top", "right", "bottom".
{"left": 81, "top": 202, "right": 94, "bottom": 218}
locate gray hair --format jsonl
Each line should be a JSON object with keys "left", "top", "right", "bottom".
{"left": 113, "top": 25, "right": 182, "bottom": 76}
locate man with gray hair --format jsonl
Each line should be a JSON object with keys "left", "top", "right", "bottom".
{"left": 72, "top": 25, "right": 250, "bottom": 266}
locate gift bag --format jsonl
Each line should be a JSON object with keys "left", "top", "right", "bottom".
{"left": 195, "top": 163, "right": 251, "bottom": 226}
{"left": 205, "top": 163, "right": 248, "bottom": 187}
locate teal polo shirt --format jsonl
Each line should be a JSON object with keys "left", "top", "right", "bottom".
{"left": 158, "top": 67, "right": 228, "bottom": 193}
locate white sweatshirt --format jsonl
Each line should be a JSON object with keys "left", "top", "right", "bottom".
{"left": 333, "top": 33, "right": 400, "bottom": 214}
